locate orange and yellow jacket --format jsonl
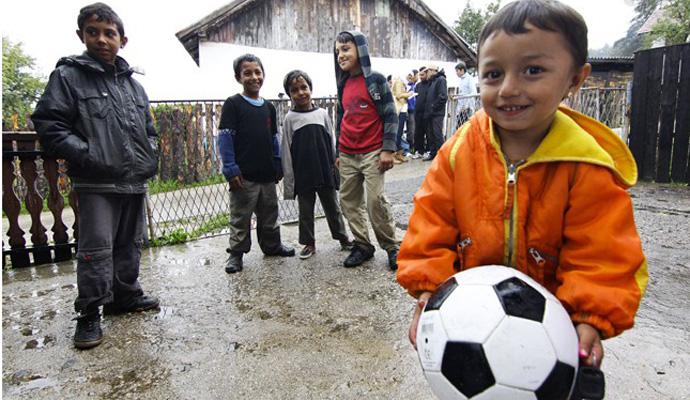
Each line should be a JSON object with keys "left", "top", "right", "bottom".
{"left": 397, "top": 106, "right": 648, "bottom": 338}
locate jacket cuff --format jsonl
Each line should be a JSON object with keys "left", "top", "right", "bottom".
{"left": 570, "top": 312, "right": 615, "bottom": 339}
{"left": 382, "top": 138, "right": 397, "bottom": 153}
{"left": 222, "top": 164, "right": 242, "bottom": 180}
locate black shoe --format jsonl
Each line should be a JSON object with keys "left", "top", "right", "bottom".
{"left": 103, "top": 295, "right": 160, "bottom": 315}
{"left": 339, "top": 239, "right": 354, "bottom": 251}
{"left": 266, "top": 245, "right": 295, "bottom": 257}
{"left": 225, "top": 252, "right": 243, "bottom": 273}
{"left": 343, "top": 246, "right": 374, "bottom": 268}
{"left": 73, "top": 312, "right": 103, "bottom": 349}
{"left": 387, "top": 248, "right": 399, "bottom": 271}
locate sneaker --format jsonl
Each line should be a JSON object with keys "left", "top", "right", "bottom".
{"left": 410, "top": 152, "right": 421, "bottom": 160}
{"left": 339, "top": 239, "right": 354, "bottom": 251}
{"left": 387, "top": 248, "right": 399, "bottom": 271}
{"left": 343, "top": 246, "right": 374, "bottom": 268}
{"left": 103, "top": 295, "right": 160, "bottom": 315}
{"left": 225, "top": 252, "right": 243, "bottom": 273}
{"left": 422, "top": 153, "right": 435, "bottom": 162}
{"left": 299, "top": 245, "right": 315, "bottom": 259}
{"left": 393, "top": 156, "right": 403, "bottom": 165}
{"left": 73, "top": 312, "right": 103, "bottom": 349}
{"left": 266, "top": 245, "right": 296, "bottom": 257}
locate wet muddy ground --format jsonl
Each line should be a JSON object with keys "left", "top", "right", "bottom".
{"left": 2, "top": 161, "right": 689, "bottom": 399}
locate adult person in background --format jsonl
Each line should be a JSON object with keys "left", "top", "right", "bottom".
{"left": 391, "top": 74, "right": 412, "bottom": 163}
{"left": 423, "top": 65, "right": 447, "bottom": 161}
{"left": 455, "top": 61, "right": 478, "bottom": 129}
{"left": 405, "top": 70, "right": 418, "bottom": 157}
{"left": 412, "top": 67, "right": 429, "bottom": 159}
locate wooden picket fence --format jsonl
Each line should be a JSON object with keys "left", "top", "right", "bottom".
{"left": 629, "top": 43, "right": 690, "bottom": 184}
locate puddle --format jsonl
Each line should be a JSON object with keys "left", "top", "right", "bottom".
{"left": 155, "top": 306, "right": 175, "bottom": 320}
{"left": 9, "top": 377, "right": 58, "bottom": 395}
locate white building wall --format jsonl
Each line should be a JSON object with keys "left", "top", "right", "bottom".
{"left": 197, "top": 41, "right": 461, "bottom": 99}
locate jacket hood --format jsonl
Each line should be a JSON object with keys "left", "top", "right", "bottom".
{"left": 487, "top": 105, "right": 638, "bottom": 187}
{"left": 57, "top": 52, "right": 133, "bottom": 75}
{"left": 334, "top": 31, "right": 372, "bottom": 87}
{"left": 429, "top": 69, "right": 447, "bottom": 80}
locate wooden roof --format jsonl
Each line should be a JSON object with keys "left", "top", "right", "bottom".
{"left": 176, "top": 0, "right": 476, "bottom": 66}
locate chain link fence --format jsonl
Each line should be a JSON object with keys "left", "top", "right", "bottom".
{"left": 147, "top": 88, "right": 627, "bottom": 244}
{"left": 145, "top": 98, "right": 338, "bottom": 243}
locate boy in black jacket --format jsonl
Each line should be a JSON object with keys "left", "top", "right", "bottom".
{"left": 32, "top": 2, "right": 160, "bottom": 349}
{"left": 217, "top": 54, "right": 295, "bottom": 274}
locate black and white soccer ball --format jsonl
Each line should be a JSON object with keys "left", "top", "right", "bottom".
{"left": 416, "top": 265, "right": 579, "bottom": 400}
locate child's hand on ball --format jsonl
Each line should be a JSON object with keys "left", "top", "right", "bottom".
{"left": 409, "top": 291, "right": 433, "bottom": 349}
{"left": 576, "top": 323, "right": 603, "bottom": 368}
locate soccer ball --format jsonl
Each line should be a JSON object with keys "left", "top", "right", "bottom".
{"left": 416, "top": 265, "right": 578, "bottom": 400}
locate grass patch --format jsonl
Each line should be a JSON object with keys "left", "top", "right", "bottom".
{"left": 149, "top": 212, "right": 229, "bottom": 247}
{"left": 148, "top": 174, "right": 225, "bottom": 195}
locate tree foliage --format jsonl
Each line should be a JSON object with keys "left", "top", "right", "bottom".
{"left": 646, "top": 0, "right": 690, "bottom": 46}
{"left": 453, "top": 1, "right": 501, "bottom": 50}
{"left": 2, "top": 36, "right": 45, "bottom": 130}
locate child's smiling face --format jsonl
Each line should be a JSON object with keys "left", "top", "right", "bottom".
{"left": 237, "top": 61, "right": 264, "bottom": 98}
{"left": 478, "top": 23, "right": 590, "bottom": 140}
{"left": 288, "top": 76, "right": 312, "bottom": 111}
{"left": 335, "top": 40, "right": 361, "bottom": 75}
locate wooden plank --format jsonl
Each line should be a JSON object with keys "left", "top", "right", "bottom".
{"left": 628, "top": 51, "right": 649, "bottom": 175}
{"left": 671, "top": 44, "right": 690, "bottom": 183}
{"left": 641, "top": 48, "right": 663, "bottom": 181}
{"left": 655, "top": 45, "right": 681, "bottom": 182}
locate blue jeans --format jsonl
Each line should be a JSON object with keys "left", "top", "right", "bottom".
{"left": 396, "top": 112, "right": 410, "bottom": 153}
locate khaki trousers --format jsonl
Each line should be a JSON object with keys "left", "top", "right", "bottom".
{"left": 338, "top": 151, "right": 399, "bottom": 252}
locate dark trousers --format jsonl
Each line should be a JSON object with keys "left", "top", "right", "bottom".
{"left": 74, "top": 193, "right": 145, "bottom": 313}
{"left": 228, "top": 180, "right": 283, "bottom": 254}
{"left": 297, "top": 188, "right": 349, "bottom": 246}
{"left": 414, "top": 113, "right": 428, "bottom": 154}
{"left": 428, "top": 115, "right": 445, "bottom": 157}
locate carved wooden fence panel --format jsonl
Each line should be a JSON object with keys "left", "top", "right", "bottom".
{"left": 2, "top": 133, "right": 77, "bottom": 268}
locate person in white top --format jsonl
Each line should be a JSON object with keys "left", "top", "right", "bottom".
{"left": 455, "top": 61, "right": 478, "bottom": 129}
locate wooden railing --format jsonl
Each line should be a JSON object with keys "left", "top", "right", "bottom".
{"left": 2, "top": 132, "right": 78, "bottom": 268}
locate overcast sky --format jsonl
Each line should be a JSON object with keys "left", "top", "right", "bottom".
{"left": 2, "top": 0, "right": 636, "bottom": 99}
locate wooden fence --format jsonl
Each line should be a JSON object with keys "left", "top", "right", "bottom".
{"left": 2, "top": 133, "right": 77, "bottom": 268}
{"left": 629, "top": 43, "right": 690, "bottom": 184}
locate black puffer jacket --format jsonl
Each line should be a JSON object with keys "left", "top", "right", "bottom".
{"left": 424, "top": 70, "right": 448, "bottom": 120}
{"left": 32, "top": 52, "right": 158, "bottom": 193}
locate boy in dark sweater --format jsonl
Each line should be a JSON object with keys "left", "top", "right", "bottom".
{"left": 334, "top": 31, "right": 400, "bottom": 270}
{"left": 280, "top": 70, "right": 353, "bottom": 259}
{"left": 31, "top": 2, "right": 160, "bottom": 349}
{"left": 218, "top": 54, "right": 295, "bottom": 273}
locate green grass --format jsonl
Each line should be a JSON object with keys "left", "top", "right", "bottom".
{"left": 149, "top": 212, "right": 230, "bottom": 248}
{"left": 148, "top": 174, "right": 225, "bottom": 195}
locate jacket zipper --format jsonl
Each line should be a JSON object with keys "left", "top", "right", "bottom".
{"left": 456, "top": 237, "right": 472, "bottom": 270}
{"left": 504, "top": 160, "right": 525, "bottom": 267}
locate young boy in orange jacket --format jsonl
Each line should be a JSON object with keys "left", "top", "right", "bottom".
{"left": 397, "top": 0, "right": 647, "bottom": 369}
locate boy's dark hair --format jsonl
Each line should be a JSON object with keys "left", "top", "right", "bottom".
{"left": 78, "top": 3, "right": 125, "bottom": 37}
{"left": 283, "top": 69, "right": 313, "bottom": 96}
{"left": 335, "top": 32, "right": 356, "bottom": 44}
{"left": 478, "top": 0, "right": 588, "bottom": 66}
{"left": 233, "top": 54, "right": 265, "bottom": 80}
{"left": 419, "top": 66, "right": 427, "bottom": 72}
{"left": 455, "top": 61, "right": 467, "bottom": 71}
{"left": 412, "top": 69, "right": 418, "bottom": 75}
